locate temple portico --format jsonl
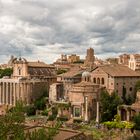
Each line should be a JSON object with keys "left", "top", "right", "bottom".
{"left": 118, "top": 91, "right": 140, "bottom": 121}
{"left": 0, "top": 57, "right": 57, "bottom": 106}
{"left": 0, "top": 79, "right": 48, "bottom": 106}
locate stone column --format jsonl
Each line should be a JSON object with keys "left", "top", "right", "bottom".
{"left": 127, "top": 110, "right": 130, "bottom": 121}
{"left": 2, "top": 83, "right": 5, "bottom": 104}
{"left": 23, "top": 83, "right": 25, "bottom": 100}
{"left": 6, "top": 83, "right": 9, "bottom": 105}
{"left": 13, "top": 83, "right": 16, "bottom": 106}
{"left": 96, "top": 101, "right": 100, "bottom": 123}
{"left": 10, "top": 83, "right": 13, "bottom": 105}
{"left": 82, "top": 104, "right": 84, "bottom": 118}
{"left": 25, "top": 83, "right": 28, "bottom": 104}
{"left": 1, "top": 82, "right": 3, "bottom": 104}
{"left": 17, "top": 83, "right": 20, "bottom": 100}
{"left": 20, "top": 83, "right": 23, "bottom": 101}
{"left": 85, "top": 96, "right": 88, "bottom": 121}
{"left": 26, "top": 83, "right": 29, "bottom": 105}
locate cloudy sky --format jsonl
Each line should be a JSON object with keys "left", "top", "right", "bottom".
{"left": 0, "top": 0, "right": 140, "bottom": 63}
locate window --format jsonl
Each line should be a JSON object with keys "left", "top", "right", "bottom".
{"left": 74, "top": 107, "right": 80, "bottom": 117}
{"left": 97, "top": 78, "right": 100, "bottom": 84}
{"left": 93, "top": 78, "right": 96, "bottom": 83}
{"left": 130, "top": 87, "right": 132, "bottom": 91}
{"left": 18, "top": 67, "right": 21, "bottom": 75}
{"left": 87, "top": 77, "right": 90, "bottom": 82}
{"left": 101, "top": 78, "right": 104, "bottom": 85}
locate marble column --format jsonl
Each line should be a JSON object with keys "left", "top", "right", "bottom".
{"left": 96, "top": 101, "right": 100, "bottom": 123}
{"left": 13, "top": 83, "right": 16, "bottom": 106}
{"left": 127, "top": 110, "right": 130, "bottom": 121}
{"left": 82, "top": 104, "right": 84, "bottom": 118}
{"left": 17, "top": 83, "right": 20, "bottom": 100}
{"left": 26, "top": 83, "right": 29, "bottom": 105}
{"left": 10, "top": 83, "right": 13, "bottom": 105}
{"left": 2, "top": 83, "right": 5, "bottom": 104}
{"left": 6, "top": 83, "right": 9, "bottom": 105}
{"left": 25, "top": 83, "right": 28, "bottom": 104}
{"left": 1, "top": 82, "right": 3, "bottom": 104}
{"left": 85, "top": 96, "right": 88, "bottom": 121}
{"left": 20, "top": 83, "right": 23, "bottom": 100}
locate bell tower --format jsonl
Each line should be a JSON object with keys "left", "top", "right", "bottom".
{"left": 84, "top": 48, "right": 95, "bottom": 68}
{"left": 12, "top": 57, "right": 29, "bottom": 79}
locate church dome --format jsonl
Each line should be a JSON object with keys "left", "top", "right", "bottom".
{"left": 82, "top": 71, "right": 90, "bottom": 77}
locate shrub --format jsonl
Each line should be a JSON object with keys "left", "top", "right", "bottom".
{"left": 25, "top": 105, "right": 36, "bottom": 116}
{"left": 42, "top": 109, "right": 49, "bottom": 116}
{"left": 48, "top": 114, "right": 57, "bottom": 121}
{"left": 34, "top": 98, "right": 46, "bottom": 110}
{"left": 103, "top": 121, "right": 134, "bottom": 129}
{"left": 133, "top": 113, "right": 140, "bottom": 130}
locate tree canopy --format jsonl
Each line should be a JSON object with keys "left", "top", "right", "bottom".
{"left": 133, "top": 113, "right": 140, "bottom": 130}
{"left": 100, "top": 90, "right": 122, "bottom": 122}
{"left": 135, "top": 80, "right": 140, "bottom": 92}
{"left": 0, "top": 68, "right": 13, "bottom": 78}
{"left": 0, "top": 100, "right": 60, "bottom": 140}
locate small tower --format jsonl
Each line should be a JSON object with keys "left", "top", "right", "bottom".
{"left": 84, "top": 48, "right": 95, "bottom": 68}
{"left": 12, "top": 57, "right": 28, "bottom": 79}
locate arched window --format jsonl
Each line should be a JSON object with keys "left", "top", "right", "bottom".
{"left": 85, "top": 77, "right": 86, "bottom": 81}
{"left": 18, "top": 67, "right": 21, "bottom": 75}
{"left": 87, "top": 77, "right": 90, "bottom": 82}
{"left": 97, "top": 78, "right": 100, "bottom": 84}
{"left": 93, "top": 78, "right": 96, "bottom": 83}
{"left": 19, "top": 69, "right": 21, "bottom": 75}
{"left": 101, "top": 78, "right": 104, "bottom": 85}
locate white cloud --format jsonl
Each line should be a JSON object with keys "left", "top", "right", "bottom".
{"left": 0, "top": 0, "right": 140, "bottom": 63}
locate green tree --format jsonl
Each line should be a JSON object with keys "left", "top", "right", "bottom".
{"left": 100, "top": 90, "right": 122, "bottom": 122}
{"left": 0, "top": 101, "right": 25, "bottom": 139}
{"left": 0, "top": 68, "right": 13, "bottom": 78}
{"left": 0, "top": 100, "right": 60, "bottom": 140}
{"left": 122, "top": 86, "right": 134, "bottom": 105}
{"left": 133, "top": 113, "right": 140, "bottom": 130}
{"left": 135, "top": 80, "right": 140, "bottom": 91}
{"left": 25, "top": 105, "right": 36, "bottom": 116}
{"left": 34, "top": 97, "right": 46, "bottom": 110}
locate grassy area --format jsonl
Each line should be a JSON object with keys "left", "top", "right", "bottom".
{"left": 75, "top": 123, "right": 131, "bottom": 140}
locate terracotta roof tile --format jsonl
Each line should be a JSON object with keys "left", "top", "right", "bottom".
{"left": 98, "top": 64, "right": 140, "bottom": 77}
{"left": 28, "top": 62, "right": 51, "bottom": 68}
{"left": 58, "top": 67, "right": 84, "bottom": 78}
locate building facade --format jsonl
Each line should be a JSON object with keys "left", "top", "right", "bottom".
{"left": 129, "top": 54, "right": 140, "bottom": 71}
{"left": 91, "top": 65, "right": 140, "bottom": 97}
{"left": 57, "top": 67, "right": 85, "bottom": 99}
{"left": 49, "top": 70, "right": 101, "bottom": 122}
{"left": 69, "top": 71, "right": 100, "bottom": 121}
{"left": 0, "top": 57, "right": 57, "bottom": 106}
{"left": 67, "top": 54, "right": 80, "bottom": 63}
{"left": 118, "top": 54, "right": 130, "bottom": 66}
{"left": 118, "top": 91, "right": 140, "bottom": 121}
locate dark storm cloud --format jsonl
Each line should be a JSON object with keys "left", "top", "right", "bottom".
{"left": 0, "top": 0, "right": 140, "bottom": 63}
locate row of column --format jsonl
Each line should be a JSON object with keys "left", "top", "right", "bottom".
{"left": 0, "top": 82, "right": 33, "bottom": 106}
